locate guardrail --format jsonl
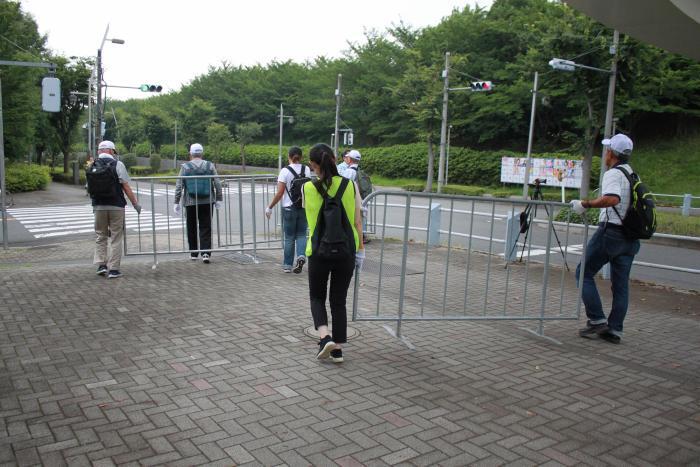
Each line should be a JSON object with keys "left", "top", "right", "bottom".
{"left": 126, "top": 174, "right": 282, "bottom": 266}
{"left": 653, "top": 193, "right": 699, "bottom": 216}
{"left": 353, "top": 191, "right": 590, "bottom": 339}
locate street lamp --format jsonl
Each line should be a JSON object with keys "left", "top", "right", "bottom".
{"left": 548, "top": 30, "right": 619, "bottom": 197}
{"left": 277, "top": 103, "right": 294, "bottom": 170}
{"left": 95, "top": 24, "right": 124, "bottom": 155}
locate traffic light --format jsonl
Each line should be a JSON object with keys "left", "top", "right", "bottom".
{"left": 140, "top": 84, "right": 163, "bottom": 92}
{"left": 470, "top": 81, "right": 493, "bottom": 92}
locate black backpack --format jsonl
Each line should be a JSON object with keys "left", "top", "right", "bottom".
{"left": 312, "top": 178, "right": 356, "bottom": 260}
{"left": 285, "top": 165, "right": 311, "bottom": 208}
{"left": 86, "top": 158, "right": 119, "bottom": 199}
{"left": 612, "top": 166, "right": 657, "bottom": 240}
{"left": 350, "top": 166, "right": 373, "bottom": 199}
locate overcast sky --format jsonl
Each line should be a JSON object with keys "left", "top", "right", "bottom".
{"left": 20, "top": 0, "right": 494, "bottom": 100}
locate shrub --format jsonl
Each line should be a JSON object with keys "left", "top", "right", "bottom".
{"left": 442, "top": 185, "right": 486, "bottom": 196}
{"left": 486, "top": 190, "right": 513, "bottom": 198}
{"left": 130, "top": 165, "right": 152, "bottom": 176}
{"left": 149, "top": 154, "right": 162, "bottom": 173}
{"left": 50, "top": 167, "right": 86, "bottom": 185}
{"left": 6, "top": 164, "right": 51, "bottom": 192}
{"left": 133, "top": 142, "right": 151, "bottom": 157}
{"left": 403, "top": 184, "right": 425, "bottom": 192}
{"left": 120, "top": 153, "right": 138, "bottom": 169}
{"left": 555, "top": 206, "right": 600, "bottom": 224}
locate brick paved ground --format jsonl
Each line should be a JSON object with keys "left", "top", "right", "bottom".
{"left": 0, "top": 239, "right": 699, "bottom": 466}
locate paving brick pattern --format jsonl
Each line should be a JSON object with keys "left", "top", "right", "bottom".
{"left": 0, "top": 241, "right": 699, "bottom": 466}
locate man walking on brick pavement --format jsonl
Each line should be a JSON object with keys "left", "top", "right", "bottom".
{"left": 173, "top": 143, "right": 223, "bottom": 263}
{"left": 570, "top": 134, "right": 641, "bottom": 344}
{"left": 87, "top": 140, "right": 141, "bottom": 279}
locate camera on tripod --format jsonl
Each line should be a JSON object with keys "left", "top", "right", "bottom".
{"left": 531, "top": 178, "right": 547, "bottom": 186}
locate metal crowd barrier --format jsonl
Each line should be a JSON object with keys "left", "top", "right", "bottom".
{"left": 125, "top": 174, "right": 282, "bottom": 266}
{"left": 353, "top": 191, "right": 590, "bottom": 340}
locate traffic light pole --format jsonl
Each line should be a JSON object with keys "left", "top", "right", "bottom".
{"left": 334, "top": 74, "right": 342, "bottom": 157}
{"left": 278, "top": 103, "right": 284, "bottom": 171}
{"left": 437, "top": 52, "right": 450, "bottom": 194}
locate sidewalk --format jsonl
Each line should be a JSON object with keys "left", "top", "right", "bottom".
{"left": 0, "top": 240, "right": 698, "bottom": 466}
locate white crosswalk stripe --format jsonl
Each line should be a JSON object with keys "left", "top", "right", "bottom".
{"left": 8, "top": 205, "right": 182, "bottom": 239}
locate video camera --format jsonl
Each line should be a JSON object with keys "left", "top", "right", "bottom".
{"left": 531, "top": 178, "right": 546, "bottom": 186}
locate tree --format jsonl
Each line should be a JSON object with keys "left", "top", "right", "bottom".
{"left": 235, "top": 122, "right": 262, "bottom": 172}
{"left": 142, "top": 108, "right": 171, "bottom": 153}
{"left": 46, "top": 56, "right": 92, "bottom": 173}
{"left": 0, "top": 1, "right": 47, "bottom": 159}
{"left": 206, "top": 122, "right": 231, "bottom": 162}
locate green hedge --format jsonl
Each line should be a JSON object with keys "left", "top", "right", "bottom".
{"left": 130, "top": 165, "right": 153, "bottom": 176}
{"left": 50, "top": 166, "right": 85, "bottom": 185}
{"left": 149, "top": 155, "right": 162, "bottom": 173}
{"left": 123, "top": 141, "right": 600, "bottom": 192}
{"left": 6, "top": 164, "right": 51, "bottom": 192}
{"left": 555, "top": 206, "right": 600, "bottom": 224}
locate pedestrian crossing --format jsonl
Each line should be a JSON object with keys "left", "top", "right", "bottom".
{"left": 8, "top": 205, "right": 183, "bottom": 239}
{"left": 131, "top": 185, "right": 268, "bottom": 199}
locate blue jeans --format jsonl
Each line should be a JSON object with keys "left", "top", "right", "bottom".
{"left": 575, "top": 224, "right": 640, "bottom": 335}
{"left": 282, "top": 206, "right": 308, "bottom": 267}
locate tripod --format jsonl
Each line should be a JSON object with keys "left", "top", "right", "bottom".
{"left": 506, "top": 179, "right": 569, "bottom": 270}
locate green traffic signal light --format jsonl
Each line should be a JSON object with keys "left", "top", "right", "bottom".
{"left": 140, "top": 84, "right": 163, "bottom": 93}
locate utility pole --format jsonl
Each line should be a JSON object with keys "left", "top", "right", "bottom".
{"left": 522, "top": 71, "right": 539, "bottom": 198}
{"left": 598, "top": 30, "right": 620, "bottom": 188}
{"left": 173, "top": 121, "right": 178, "bottom": 170}
{"left": 437, "top": 52, "right": 450, "bottom": 193}
{"left": 334, "top": 73, "right": 342, "bottom": 157}
{"left": 95, "top": 47, "right": 103, "bottom": 154}
{"left": 278, "top": 103, "right": 284, "bottom": 170}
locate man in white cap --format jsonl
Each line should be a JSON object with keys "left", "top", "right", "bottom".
{"left": 570, "top": 133, "right": 641, "bottom": 344}
{"left": 342, "top": 150, "right": 361, "bottom": 182}
{"left": 173, "top": 143, "right": 222, "bottom": 263}
{"left": 87, "top": 140, "right": 141, "bottom": 279}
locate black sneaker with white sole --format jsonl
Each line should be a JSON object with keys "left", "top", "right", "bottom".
{"left": 330, "top": 348, "right": 344, "bottom": 363}
{"left": 107, "top": 270, "right": 122, "bottom": 279}
{"left": 96, "top": 265, "right": 108, "bottom": 276}
{"left": 316, "top": 335, "right": 335, "bottom": 360}
{"left": 579, "top": 320, "right": 608, "bottom": 337}
{"left": 293, "top": 256, "right": 306, "bottom": 274}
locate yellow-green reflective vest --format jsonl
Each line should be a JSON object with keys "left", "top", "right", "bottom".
{"left": 303, "top": 176, "right": 359, "bottom": 257}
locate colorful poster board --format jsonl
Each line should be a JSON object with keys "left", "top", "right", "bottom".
{"left": 500, "top": 157, "right": 582, "bottom": 188}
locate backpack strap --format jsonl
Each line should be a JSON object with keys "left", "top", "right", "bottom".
{"left": 286, "top": 165, "right": 299, "bottom": 178}
{"left": 611, "top": 166, "right": 635, "bottom": 222}
{"left": 334, "top": 177, "right": 350, "bottom": 200}
{"left": 350, "top": 166, "right": 358, "bottom": 172}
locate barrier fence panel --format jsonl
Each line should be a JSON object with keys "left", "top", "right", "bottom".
{"left": 353, "top": 191, "right": 590, "bottom": 339}
{"left": 125, "top": 174, "right": 282, "bottom": 266}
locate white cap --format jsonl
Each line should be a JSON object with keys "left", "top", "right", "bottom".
{"left": 190, "top": 143, "right": 204, "bottom": 156}
{"left": 98, "top": 140, "right": 115, "bottom": 150}
{"left": 602, "top": 134, "right": 633, "bottom": 157}
{"left": 347, "top": 149, "right": 361, "bottom": 160}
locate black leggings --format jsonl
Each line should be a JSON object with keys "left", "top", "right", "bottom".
{"left": 308, "top": 255, "right": 355, "bottom": 343}
{"left": 186, "top": 203, "right": 213, "bottom": 256}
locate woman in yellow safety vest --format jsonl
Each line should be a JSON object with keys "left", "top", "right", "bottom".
{"left": 302, "top": 143, "right": 365, "bottom": 363}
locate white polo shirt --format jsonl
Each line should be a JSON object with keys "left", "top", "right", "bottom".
{"left": 599, "top": 164, "right": 632, "bottom": 225}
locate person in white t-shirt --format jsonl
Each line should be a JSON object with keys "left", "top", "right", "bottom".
{"left": 265, "top": 146, "right": 310, "bottom": 273}
{"left": 570, "top": 134, "right": 641, "bottom": 344}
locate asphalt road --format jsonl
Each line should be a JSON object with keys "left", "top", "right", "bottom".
{"left": 3, "top": 182, "right": 699, "bottom": 291}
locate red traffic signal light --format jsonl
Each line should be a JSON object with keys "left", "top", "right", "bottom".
{"left": 140, "top": 84, "right": 163, "bottom": 93}
{"left": 470, "top": 81, "right": 493, "bottom": 92}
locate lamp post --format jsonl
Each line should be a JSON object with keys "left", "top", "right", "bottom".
{"left": 333, "top": 74, "right": 342, "bottom": 157}
{"left": 95, "top": 25, "right": 124, "bottom": 155}
{"left": 548, "top": 30, "right": 619, "bottom": 197}
{"left": 277, "top": 103, "right": 294, "bottom": 170}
